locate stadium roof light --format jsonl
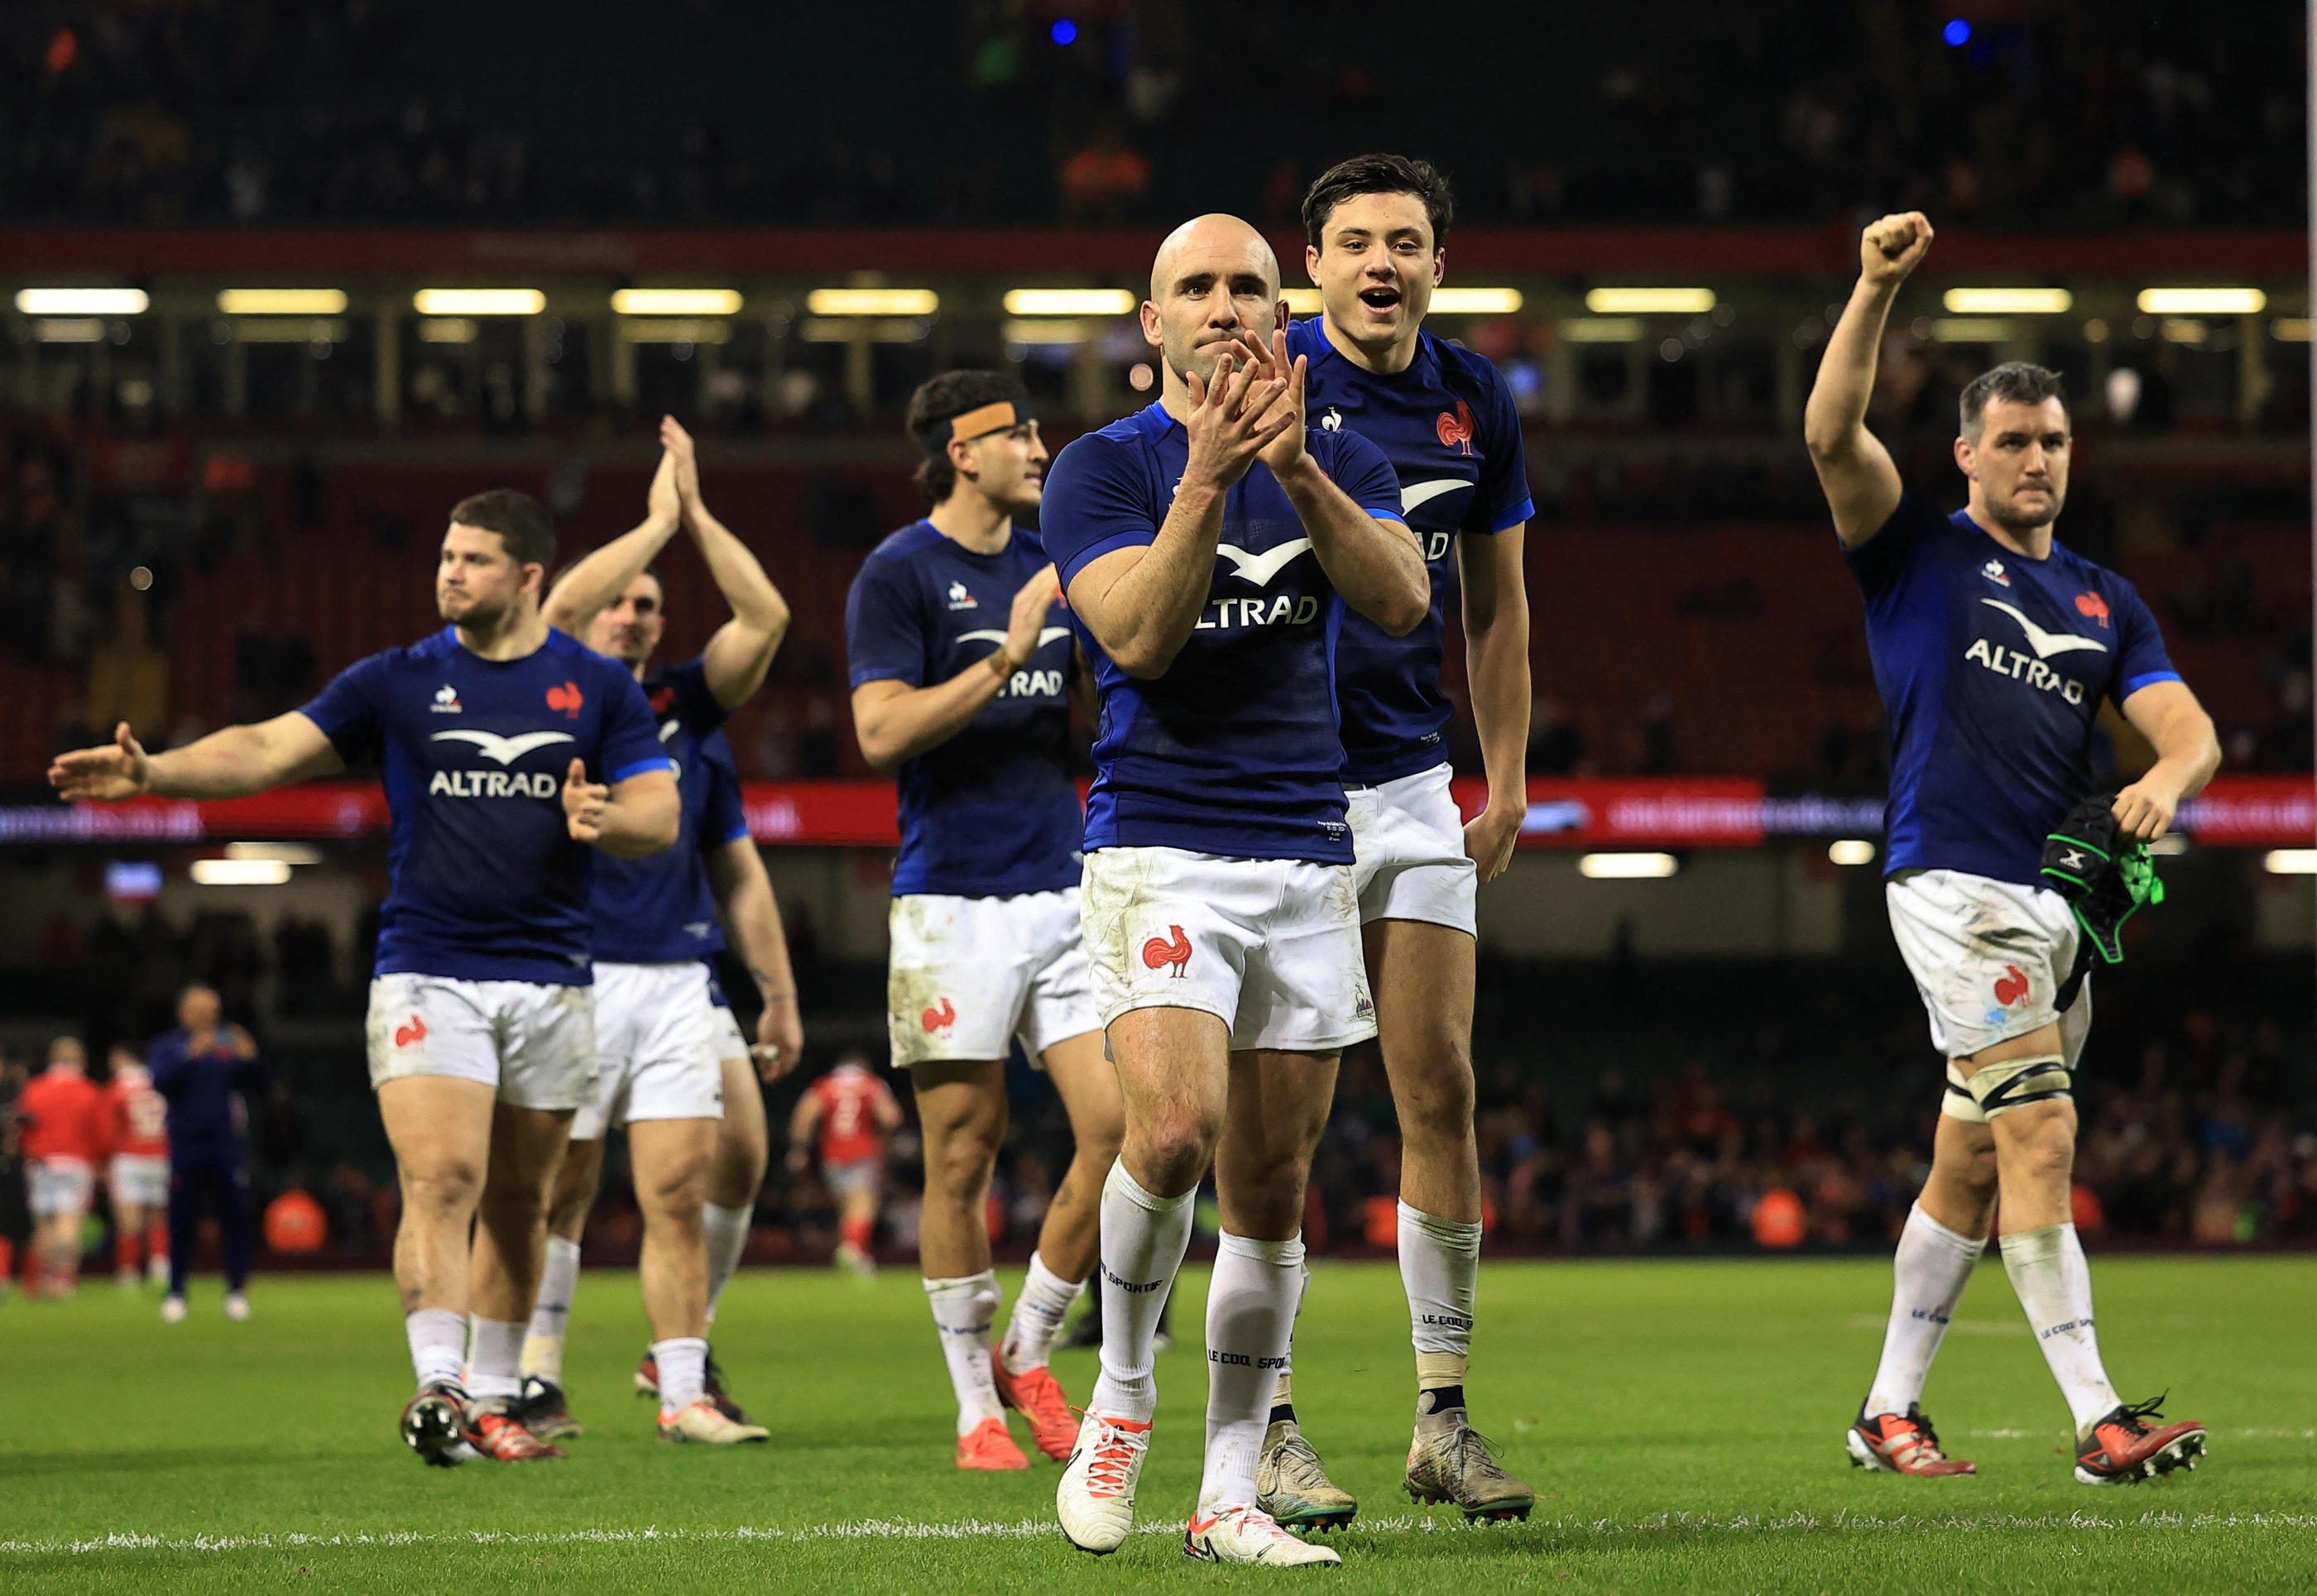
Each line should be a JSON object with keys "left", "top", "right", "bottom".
{"left": 1827, "top": 839, "right": 1878, "bottom": 866}
{"left": 804, "top": 288, "right": 938, "bottom": 317}
{"left": 34, "top": 319, "right": 108, "bottom": 343}
{"left": 2262, "top": 849, "right": 2317, "bottom": 875}
{"left": 1003, "top": 288, "right": 1136, "bottom": 316}
{"left": 189, "top": 858, "right": 292, "bottom": 886}
{"left": 2136, "top": 287, "right": 2266, "bottom": 315}
{"left": 1584, "top": 287, "right": 1714, "bottom": 314}
{"left": 1942, "top": 287, "right": 2072, "bottom": 314}
{"left": 1429, "top": 288, "right": 1524, "bottom": 314}
{"left": 1282, "top": 289, "right": 1323, "bottom": 315}
{"left": 411, "top": 288, "right": 544, "bottom": 316}
{"left": 15, "top": 287, "right": 148, "bottom": 316}
{"left": 224, "top": 841, "right": 323, "bottom": 864}
{"left": 2271, "top": 318, "right": 2313, "bottom": 343}
{"left": 1559, "top": 317, "right": 1643, "bottom": 343}
{"left": 611, "top": 288, "right": 743, "bottom": 316}
{"left": 1578, "top": 851, "right": 1680, "bottom": 879}
{"left": 218, "top": 288, "right": 348, "bottom": 315}
{"left": 1929, "top": 318, "right": 2010, "bottom": 343}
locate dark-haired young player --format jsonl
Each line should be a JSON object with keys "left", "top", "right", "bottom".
{"left": 1250, "top": 152, "right": 1536, "bottom": 1527}
{"left": 1806, "top": 212, "right": 2217, "bottom": 1485}
{"left": 1044, "top": 214, "right": 1426, "bottom": 1566}
{"left": 51, "top": 484, "right": 679, "bottom": 1466}
{"left": 514, "top": 415, "right": 799, "bottom": 1445}
{"left": 845, "top": 371, "right": 1126, "bottom": 1472}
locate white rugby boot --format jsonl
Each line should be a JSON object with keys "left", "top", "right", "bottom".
{"left": 1056, "top": 1410, "right": 1151, "bottom": 1555}
{"left": 1182, "top": 1504, "right": 1343, "bottom": 1566}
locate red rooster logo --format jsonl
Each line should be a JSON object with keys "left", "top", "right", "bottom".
{"left": 545, "top": 680, "right": 585, "bottom": 719}
{"left": 1993, "top": 965, "right": 2030, "bottom": 1008}
{"left": 394, "top": 1014, "right": 427, "bottom": 1048}
{"left": 1141, "top": 926, "right": 1192, "bottom": 978}
{"left": 1435, "top": 401, "right": 1475, "bottom": 455}
{"left": 920, "top": 997, "right": 957, "bottom": 1033}
{"left": 2075, "top": 592, "right": 2111, "bottom": 628}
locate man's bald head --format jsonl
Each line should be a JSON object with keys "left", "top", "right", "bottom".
{"left": 1141, "top": 213, "right": 1285, "bottom": 400}
{"left": 1149, "top": 213, "right": 1279, "bottom": 303}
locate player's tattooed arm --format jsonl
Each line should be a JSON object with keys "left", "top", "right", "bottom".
{"left": 564, "top": 761, "right": 679, "bottom": 856}
{"left": 541, "top": 444, "right": 682, "bottom": 637}
{"left": 2113, "top": 679, "right": 2222, "bottom": 841}
{"left": 664, "top": 415, "right": 793, "bottom": 708}
{"left": 705, "top": 833, "right": 804, "bottom": 1081}
{"left": 49, "top": 712, "right": 343, "bottom": 803}
{"left": 853, "top": 564, "right": 1060, "bottom": 769}
{"left": 1805, "top": 212, "right": 1933, "bottom": 547}
{"left": 1459, "top": 524, "right": 1531, "bottom": 884}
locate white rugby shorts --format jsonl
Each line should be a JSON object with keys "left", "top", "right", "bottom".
{"left": 365, "top": 974, "right": 598, "bottom": 1112}
{"left": 826, "top": 1157, "right": 882, "bottom": 1201}
{"left": 1080, "top": 846, "right": 1376, "bottom": 1054}
{"left": 108, "top": 1153, "right": 170, "bottom": 1209}
{"left": 886, "top": 888, "right": 1097, "bottom": 1068}
{"left": 571, "top": 961, "right": 726, "bottom": 1140}
{"left": 1885, "top": 868, "right": 2093, "bottom": 1119}
{"left": 1348, "top": 763, "right": 1478, "bottom": 936}
{"left": 27, "top": 1156, "right": 94, "bottom": 1216}
{"left": 708, "top": 993, "right": 749, "bottom": 1061}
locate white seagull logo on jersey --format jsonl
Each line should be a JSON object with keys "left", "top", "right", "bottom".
{"left": 957, "top": 626, "right": 1073, "bottom": 652}
{"left": 1214, "top": 538, "right": 1312, "bottom": 587}
{"left": 1979, "top": 600, "right": 2109, "bottom": 659}
{"left": 1400, "top": 479, "right": 1472, "bottom": 513}
{"left": 429, "top": 729, "right": 578, "bottom": 765}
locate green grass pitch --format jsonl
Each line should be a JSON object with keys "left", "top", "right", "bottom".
{"left": 2, "top": 1256, "right": 2310, "bottom": 1593}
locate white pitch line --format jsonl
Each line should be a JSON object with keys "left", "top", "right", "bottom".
{"left": 7, "top": 1509, "right": 2315, "bottom": 1557}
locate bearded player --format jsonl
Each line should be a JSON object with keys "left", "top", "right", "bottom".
{"left": 1806, "top": 212, "right": 2217, "bottom": 1484}
{"left": 1044, "top": 214, "right": 1426, "bottom": 1565}
{"left": 51, "top": 486, "right": 678, "bottom": 1465}
{"left": 516, "top": 416, "right": 798, "bottom": 1445}
{"left": 847, "top": 370, "right": 1125, "bottom": 1472}
{"left": 1254, "top": 152, "right": 1535, "bottom": 1528}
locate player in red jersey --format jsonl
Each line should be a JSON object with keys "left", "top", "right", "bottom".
{"left": 787, "top": 1054, "right": 902, "bottom": 1275}
{"left": 18, "top": 1038, "right": 110, "bottom": 1297}
{"left": 104, "top": 1046, "right": 170, "bottom": 1289}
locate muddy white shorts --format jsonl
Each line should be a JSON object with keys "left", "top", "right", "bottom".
{"left": 886, "top": 888, "right": 1097, "bottom": 1069}
{"left": 1348, "top": 763, "right": 1478, "bottom": 936}
{"left": 572, "top": 961, "right": 726, "bottom": 1140}
{"left": 108, "top": 1153, "right": 170, "bottom": 1209}
{"left": 1885, "top": 868, "right": 2093, "bottom": 1119}
{"left": 1080, "top": 846, "right": 1376, "bottom": 1054}
{"left": 365, "top": 974, "right": 598, "bottom": 1112}
{"left": 26, "top": 1156, "right": 94, "bottom": 1217}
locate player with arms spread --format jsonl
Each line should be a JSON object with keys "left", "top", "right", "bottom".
{"left": 1258, "top": 152, "right": 1536, "bottom": 1528}
{"left": 846, "top": 370, "right": 1125, "bottom": 1472}
{"left": 1806, "top": 213, "right": 2219, "bottom": 1486}
{"left": 1043, "top": 214, "right": 1427, "bottom": 1566}
{"left": 512, "top": 418, "right": 799, "bottom": 1445}
{"left": 787, "top": 1052, "right": 904, "bottom": 1272}
{"left": 50, "top": 486, "right": 679, "bottom": 1466}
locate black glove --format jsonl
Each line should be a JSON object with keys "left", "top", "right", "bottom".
{"left": 2041, "top": 791, "right": 2166, "bottom": 967}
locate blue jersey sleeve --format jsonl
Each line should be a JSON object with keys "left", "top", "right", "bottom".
{"left": 846, "top": 552, "right": 930, "bottom": 689}
{"left": 700, "top": 731, "right": 751, "bottom": 844}
{"left": 1041, "top": 433, "right": 1157, "bottom": 592}
{"left": 1322, "top": 428, "right": 1408, "bottom": 525}
{"left": 661, "top": 656, "right": 728, "bottom": 736}
{"left": 297, "top": 651, "right": 392, "bottom": 762}
{"left": 1843, "top": 494, "right": 1935, "bottom": 601}
{"left": 1466, "top": 368, "right": 1535, "bottom": 535}
{"left": 597, "top": 665, "right": 675, "bottom": 784}
{"left": 2111, "top": 579, "right": 2183, "bottom": 701}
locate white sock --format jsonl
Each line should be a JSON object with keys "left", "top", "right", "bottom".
{"left": 1398, "top": 1201, "right": 1480, "bottom": 1409}
{"left": 1999, "top": 1222, "right": 2122, "bottom": 1434}
{"left": 521, "top": 1235, "right": 581, "bottom": 1382}
{"left": 405, "top": 1307, "right": 466, "bottom": 1391}
{"left": 1864, "top": 1204, "right": 1984, "bottom": 1416}
{"left": 703, "top": 1202, "right": 752, "bottom": 1325}
{"left": 1090, "top": 1161, "right": 1196, "bottom": 1424}
{"left": 465, "top": 1316, "right": 525, "bottom": 1403}
{"left": 923, "top": 1272, "right": 1004, "bottom": 1436}
{"left": 654, "top": 1335, "right": 709, "bottom": 1416}
{"left": 1199, "top": 1230, "right": 1304, "bottom": 1512}
{"left": 1001, "top": 1250, "right": 1085, "bottom": 1375}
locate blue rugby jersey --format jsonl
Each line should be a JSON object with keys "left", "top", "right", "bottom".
{"left": 299, "top": 626, "right": 673, "bottom": 985}
{"left": 845, "top": 521, "right": 1083, "bottom": 898}
{"left": 1288, "top": 319, "right": 1533, "bottom": 784}
{"left": 591, "top": 656, "right": 739, "bottom": 965}
{"left": 1847, "top": 496, "right": 2181, "bottom": 886}
{"left": 1038, "top": 403, "right": 1405, "bottom": 863}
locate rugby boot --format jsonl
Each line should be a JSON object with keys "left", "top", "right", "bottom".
{"left": 703, "top": 1349, "right": 756, "bottom": 1425}
{"left": 1846, "top": 1404, "right": 1976, "bottom": 1476}
{"left": 991, "top": 1354, "right": 1078, "bottom": 1462}
{"left": 2075, "top": 1395, "right": 2206, "bottom": 1484}
{"left": 1405, "top": 1406, "right": 1534, "bottom": 1522}
{"left": 1057, "top": 1410, "right": 1152, "bottom": 1555}
{"left": 399, "top": 1379, "right": 479, "bottom": 1468}
{"left": 659, "top": 1397, "right": 770, "bottom": 1444}
{"left": 957, "top": 1414, "right": 1031, "bottom": 1471}
{"left": 467, "top": 1399, "right": 565, "bottom": 1461}
{"left": 1182, "top": 1505, "right": 1342, "bottom": 1567}
{"left": 516, "top": 1374, "right": 583, "bottom": 1442}
{"left": 1256, "top": 1417, "right": 1358, "bottom": 1531}
{"left": 632, "top": 1346, "right": 659, "bottom": 1399}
